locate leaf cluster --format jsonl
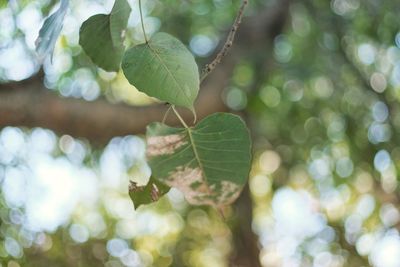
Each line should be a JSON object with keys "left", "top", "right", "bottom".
{"left": 35, "top": 0, "right": 252, "bottom": 210}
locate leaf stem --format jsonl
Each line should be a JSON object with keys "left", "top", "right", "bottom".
{"left": 162, "top": 105, "right": 172, "bottom": 123}
{"left": 138, "top": 0, "right": 148, "bottom": 43}
{"left": 172, "top": 105, "right": 189, "bottom": 128}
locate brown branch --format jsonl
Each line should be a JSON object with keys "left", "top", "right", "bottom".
{"left": 200, "top": 0, "right": 249, "bottom": 82}
{"left": 0, "top": 1, "right": 287, "bottom": 145}
{"left": 0, "top": 63, "right": 232, "bottom": 144}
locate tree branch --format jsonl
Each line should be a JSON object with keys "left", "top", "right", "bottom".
{"left": 0, "top": 64, "right": 231, "bottom": 144}
{"left": 200, "top": 0, "right": 249, "bottom": 82}
{"left": 0, "top": 0, "right": 289, "bottom": 146}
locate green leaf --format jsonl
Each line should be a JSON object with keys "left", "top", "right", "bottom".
{"left": 129, "top": 176, "right": 170, "bottom": 209}
{"left": 110, "top": 0, "right": 131, "bottom": 47}
{"left": 79, "top": 0, "right": 131, "bottom": 71}
{"left": 122, "top": 32, "right": 199, "bottom": 110}
{"left": 146, "top": 113, "right": 252, "bottom": 207}
{"left": 35, "top": 0, "right": 69, "bottom": 62}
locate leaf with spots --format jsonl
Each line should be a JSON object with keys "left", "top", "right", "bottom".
{"left": 122, "top": 32, "right": 199, "bottom": 110}
{"left": 79, "top": 0, "right": 131, "bottom": 71}
{"left": 146, "top": 113, "right": 251, "bottom": 208}
{"left": 129, "top": 177, "right": 170, "bottom": 209}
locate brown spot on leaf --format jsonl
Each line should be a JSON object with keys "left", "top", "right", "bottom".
{"left": 164, "top": 166, "right": 242, "bottom": 207}
{"left": 211, "top": 180, "right": 242, "bottom": 206}
{"left": 165, "top": 166, "right": 211, "bottom": 205}
{"left": 150, "top": 183, "right": 161, "bottom": 201}
{"left": 146, "top": 134, "right": 187, "bottom": 157}
{"left": 129, "top": 181, "right": 141, "bottom": 192}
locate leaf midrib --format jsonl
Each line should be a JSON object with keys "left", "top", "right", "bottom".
{"left": 186, "top": 127, "right": 214, "bottom": 193}
{"left": 146, "top": 41, "right": 191, "bottom": 106}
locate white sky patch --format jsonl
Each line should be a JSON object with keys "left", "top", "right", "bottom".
{"left": 257, "top": 187, "right": 327, "bottom": 266}
{"left": 370, "top": 232, "right": 400, "bottom": 267}
{"left": 0, "top": 39, "right": 36, "bottom": 80}
{"left": 100, "top": 140, "right": 128, "bottom": 188}
{"left": 272, "top": 188, "right": 325, "bottom": 239}
{"left": 259, "top": 187, "right": 326, "bottom": 266}
{"left": 24, "top": 155, "right": 99, "bottom": 232}
{"left": 0, "top": 130, "right": 151, "bottom": 234}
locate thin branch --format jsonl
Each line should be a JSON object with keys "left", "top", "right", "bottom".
{"left": 200, "top": 0, "right": 249, "bottom": 83}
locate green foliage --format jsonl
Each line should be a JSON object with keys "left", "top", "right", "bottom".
{"left": 35, "top": 0, "right": 251, "bottom": 209}
{"left": 146, "top": 113, "right": 251, "bottom": 208}
{"left": 79, "top": 0, "right": 131, "bottom": 71}
{"left": 35, "top": 0, "right": 69, "bottom": 61}
{"left": 129, "top": 176, "right": 170, "bottom": 209}
{"left": 122, "top": 32, "right": 199, "bottom": 110}
{"left": 9, "top": 0, "right": 400, "bottom": 265}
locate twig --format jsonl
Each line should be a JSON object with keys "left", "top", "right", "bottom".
{"left": 200, "top": 0, "right": 249, "bottom": 83}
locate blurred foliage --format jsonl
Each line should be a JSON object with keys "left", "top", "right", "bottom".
{"left": 1, "top": 0, "right": 400, "bottom": 266}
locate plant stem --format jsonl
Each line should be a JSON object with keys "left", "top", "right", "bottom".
{"left": 172, "top": 105, "right": 189, "bottom": 128}
{"left": 139, "top": 0, "right": 148, "bottom": 43}
{"left": 162, "top": 105, "right": 172, "bottom": 123}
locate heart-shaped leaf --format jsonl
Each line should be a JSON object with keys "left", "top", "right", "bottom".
{"left": 122, "top": 32, "right": 199, "bottom": 110}
{"left": 79, "top": 0, "right": 131, "bottom": 71}
{"left": 35, "top": 0, "right": 69, "bottom": 62}
{"left": 146, "top": 113, "right": 251, "bottom": 207}
{"left": 129, "top": 177, "right": 170, "bottom": 209}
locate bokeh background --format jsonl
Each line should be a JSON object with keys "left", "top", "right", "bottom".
{"left": 1, "top": 0, "right": 400, "bottom": 266}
